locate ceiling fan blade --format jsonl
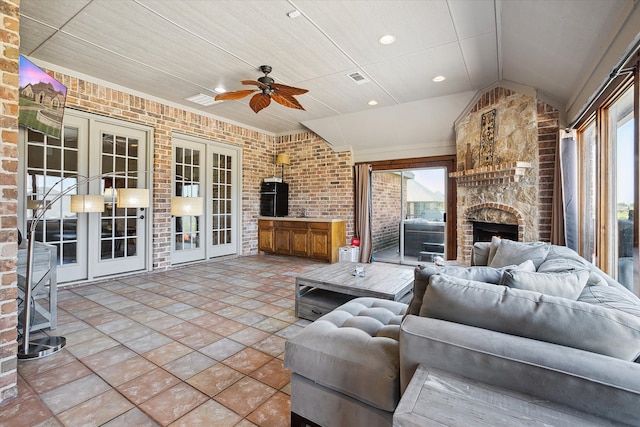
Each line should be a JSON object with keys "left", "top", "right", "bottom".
{"left": 271, "top": 93, "right": 305, "bottom": 110}
{"left": 272, "top": 83, "right": 308, "bottom": 95}
{"left": 241, "top": 79, "right": 270, "bottom": 90}
{"left": 249, "top": 93, "right": 271, "bottom": 113}
{"left": 214, "top": 90, "right": 256, "bottom": 101}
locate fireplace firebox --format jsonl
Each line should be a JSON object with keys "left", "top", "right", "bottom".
{"left": 473, "top": 221, "right": 518, "bottom": 243}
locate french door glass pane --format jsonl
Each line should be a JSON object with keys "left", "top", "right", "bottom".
{"left": 609, "top": 87, "right": 634, "bottom": 286}
{"left": 212, "top": 153, "right": 232, "bottom": 246}
{"left": 100, "top": 132, "right": 140, "bottom": 260}
{"left": 26, "top": 128, "right": 79, "bottom": 265}
{"left": 175, "top": 147, "right": 201, "bottom": 251}
{"left": 580, "top": 122, "right": 597, "bottom": 263}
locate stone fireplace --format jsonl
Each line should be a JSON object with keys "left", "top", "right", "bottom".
{"left": 452, "top": 85, "right": 559, "bottom": 263}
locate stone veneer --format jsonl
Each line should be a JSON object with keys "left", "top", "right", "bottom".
{"left": 0, "top": 0, "right": 19, "bottom": 404}
{"left": 454, "top": 87, "right": 559, "bottom": 262}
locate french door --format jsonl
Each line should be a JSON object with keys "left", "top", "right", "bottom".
{"left": 172, "top": 134, "right": 241, "bottom": 264}
{"left": 20, "top": 111, "right": 151, "bottom": 283}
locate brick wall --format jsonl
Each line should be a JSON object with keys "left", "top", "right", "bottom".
{"left": 537, "top": 100, "right": 560, "bottom": 242}
{"left": 277, "top": 133, "right": 354, "bottom": 243}
{"left": 0, "top": 0, "right": 20, "bottom": 404}
{"left": 372, "top": 172, "right": 402, "bottom": 252}
{"left": 50, "top": 72, "right": 277, "bottom": 266}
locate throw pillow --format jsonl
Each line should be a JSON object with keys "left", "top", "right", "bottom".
{"left": 502, "top": 269, "right": 590, "bottom": 300}
{"left": 407, "top": 264, "right": 515, "bottom": 316}
{"left": 420, "top": 274, "right": 640, "bottom": 361}
{"left": 472, "top": 241, "right": 491, "bottom": 266}
{"left": 489, "top": 239, "right": 550, "bottom": 269}
{"left": 486, "top": 236, "right": 502, "bottom": 265}
{"left": 579, "top": 284, "right": 640, "bottom": 318}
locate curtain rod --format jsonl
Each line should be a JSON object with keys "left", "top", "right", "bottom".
{"left": 568, "top": 36, "right": 640, "bottom": 129}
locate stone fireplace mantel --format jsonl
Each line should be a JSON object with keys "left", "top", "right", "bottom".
{"left": 449, "top": 161, "right": 532, "bottom": 187}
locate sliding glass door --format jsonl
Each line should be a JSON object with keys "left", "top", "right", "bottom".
{"left": 372, "top": 168, "right": 447, "bottom": 264}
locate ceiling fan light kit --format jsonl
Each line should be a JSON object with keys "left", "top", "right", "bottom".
{"left": 215, "top": 65, "right": 308, "bottom": 113}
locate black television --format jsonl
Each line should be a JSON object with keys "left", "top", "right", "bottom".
{"left": 18, "top": 55, "right": 67, "bottom": 139}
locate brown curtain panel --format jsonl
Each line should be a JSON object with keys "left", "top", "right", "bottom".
{"left": 354, "top": 163, "right": 372, "bottom": 262}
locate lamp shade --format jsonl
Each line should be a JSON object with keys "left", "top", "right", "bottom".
{"left": 116, "top": 188, "right": 150, "bottom": 208}
{"left": 276, "top": 153, "right": 290, "bottom": 166}
{"left": 27, "top": 199, "right": 46, "bottom": 210}
{"left": 171, "top": 197, "right": 203, "bottom": 216}
{"left": 70, "top": 195, "right": 105, "bottom": 213}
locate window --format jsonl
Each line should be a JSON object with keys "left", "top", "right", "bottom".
{"left": 576, "top": 72, "right": 638, "bottom": 294}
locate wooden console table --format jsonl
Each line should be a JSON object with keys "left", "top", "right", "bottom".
{"left": 394, "top": 365, "right": 622, "bottom": 426}
{"left": 17, "top": 242, "right": 58, "bottom": 332}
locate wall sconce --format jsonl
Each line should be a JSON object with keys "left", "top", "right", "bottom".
{"left": 171, "top": 197, "right": 203, "bottom": 216}
{"left": 276, "top": 153, "right": 290, "bottom": 181}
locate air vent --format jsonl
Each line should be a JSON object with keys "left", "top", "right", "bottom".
{"left": 185, "top": 93, "right": 221, "bottom": 106}
{"left": 346, "top": 71, "right": 370, "bottom": 85}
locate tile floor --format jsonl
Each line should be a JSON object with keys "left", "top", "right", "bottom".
{"left": 1, "top": 254, "right": 327, "bottom": 427}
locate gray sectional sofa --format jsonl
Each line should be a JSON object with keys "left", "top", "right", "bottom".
{"left": 284, "top": 239, "right": 640, "bottom": 427}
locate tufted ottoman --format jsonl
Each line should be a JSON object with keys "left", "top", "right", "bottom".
{"left": 285, "top": 297, "right": 408, "bottom": 427}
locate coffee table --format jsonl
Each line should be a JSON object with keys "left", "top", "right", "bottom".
{"left": 295, "top": 262, "right": 414, "bottom": 321}
{"left": 394, "top": 365, "right": 617, "bottom": 426}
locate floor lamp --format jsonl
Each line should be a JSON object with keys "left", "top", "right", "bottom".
{"left": 20, "top": 172, "right": 202, "bottom": 359}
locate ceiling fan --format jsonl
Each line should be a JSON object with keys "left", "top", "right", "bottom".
{"left": 214, "top": 65, "right": 308, "bottom": 113}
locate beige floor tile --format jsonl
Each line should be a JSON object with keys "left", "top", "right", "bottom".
{"left": 186, "top": 363, "right": 244, "bottom": 397}
{"left": 139, "top": 383, "right": 208, "bottom": 425}
{"left": 169, "top": 400, "right": 242, "bottom": 427}
{"left": 56, "top": 389, "right": 134, "bottom": 427}
{"left": 214, "top": 377, "right": 277, "bottom": 418}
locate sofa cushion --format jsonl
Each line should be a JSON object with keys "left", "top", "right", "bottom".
{"left": 420, "top": 274, "right": 640, "bottom": 361}
{"left": 284, "top": 297, "right": 407, "bottom": 412}
{"left": 502, "top": 269, "right": 590, "bottom": 300}
{"left": 407, "top": 263, "right": 529, "bottom": 316}
{"left": 489, "top": 239, "right": 551, "bottom": 269}
{"left": 578, "top": 283, "right": 640, "bottom": 318}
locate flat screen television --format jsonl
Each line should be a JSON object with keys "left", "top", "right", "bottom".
{"left": 18, "top": 55, "right": 67, "bottom": 139}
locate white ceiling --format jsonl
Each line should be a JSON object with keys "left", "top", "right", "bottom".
{"left": 19, "top": 0, "right": 636, "bottom": 161}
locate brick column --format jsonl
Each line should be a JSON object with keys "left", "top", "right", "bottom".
{"left": 0, "top": 0, "right": 20, "bottom": 404}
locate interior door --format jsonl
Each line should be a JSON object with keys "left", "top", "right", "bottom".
{"left": 171, "top": 135, "right": 241, "bottom": 263}
{"left": 172, "top": 139, "right": 205, "bottom": 264}
{"left": 208, "top": 144, "right": 240, "bottom": 258}
{"left": 21, "top": 112, "right": 151, "bottom": 283}
{"left": 91, "top": 121, "right": 148, "bottom": 277}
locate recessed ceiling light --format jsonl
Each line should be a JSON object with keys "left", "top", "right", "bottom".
{"left": 214, "top": 87, "right": 226, "bottom": 94}
{"left": 185, "top": 93, "right": 221, "bottom": 106}
{"left": 378, "top": 34, "right": 396, "bottom": 45}
{"left": 368, "top": 100, "right": 378, "bottom": 106}
{"left": 432, "top": 75, "right": 446, "bottom": 82}
{"left": 287, "top": 10, "right": 301, "bottom": 18}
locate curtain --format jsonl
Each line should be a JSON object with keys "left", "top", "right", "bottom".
{"left": 354, "top": 163, "right": 372, "bottom": 263}
{"left": 552, "top": 136, "right": 579, "bottom": 250}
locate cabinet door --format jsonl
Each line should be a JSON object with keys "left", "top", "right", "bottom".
{"left": 291, "top": 229, "right": 309, "bottom": 256}
{"left": 258, "top": 227, "right": 275, "bottom": 252}
{"left": 275, "top": 228, "right": 292, "bottom": 254}
{"left": 309, "top": 229, "right": 330, "bottom": 260}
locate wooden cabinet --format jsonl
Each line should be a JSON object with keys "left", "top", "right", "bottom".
{"left": 258, "top": 218, "right": 346, "bottom": 263}
{"left": 258, "top": 220, "right": 275, "bottom": 252}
